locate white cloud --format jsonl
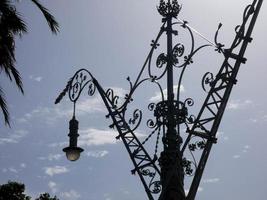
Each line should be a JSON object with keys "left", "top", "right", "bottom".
{"left": 79, "top": 128, "right": 118, "bottom": 146}
{"left": 34, "top": 77, "right": 43, "bottom": 82}
{"left": 44, "top": 166, "right": 69, "bottom": 176}
{"left": 79, "top": 128, "right": 145, "bottom": 146}
{"left": 48, "top": 142, "right": 68, "bottom": 148}
{"left": 76, "top": 87, "right": 127, "bottom": 113}
{"left": 227, "top": 99, "right": 253, "bottom": 110}
{"left": 185, "top": 187, "right": 203, "bottom": 195}
{"left": 2, "top": 164, "right": 26, "bottom": 174}
{"left": 48, "top": 181, "right": 58, "bottom": 193}
{"left": 60, "top": 190, "right": 81, "bottom": 200}
{"left": 20, "top": 163, "right": 26, "bottom": 168}
{"left": 2, "top": 168, "right": 8, "bottom": 173}
{"left": 29, "top": 75, "right": 43, "bottom": 82}
{"left": 48, "top": 154, "right": 63, "bottom": 161}
{"left": 216, "top": 131, "right": 229, "bottom": 141}
{"left": 16, "top": 118, "right": 28, "bottom": 123}
{"left": 233, "top": 155, "right": 240, "bottom": 159}
{"left": 122, "top": 190, "right": 130, "bottom": 195}
{"left": 86, "top": 150, "right": 109, "bottom": 158}
{"left": 103, "top": 193, "right": 112, "bottom": 200}
{"left": 0, "top": 129, "right": 29, "bottom": 144}
{"left": 16, "top": 106, "right": 73, "bottom": 125}
{"left": 150, "top": 85, "right": 185, "bottom": 102}
{"left": 0, "top": 138, "right": 17, "bottom": 144}
{"left": 203, "top": 178, "right": 220, "bottom": 183}
{"left": 39, "top": 154, "right": 63, "bottom": 161}
{"left": 48, "top": 127, "right": 145, "bottom": 153}
{"left": 106, "top": 87, "right": 128, "bottom": 98}
{"left": 76, "top": 96, "right": 105, "bottom": 114}
{"left": 249, "top": 118, "right": 258, "bottom": 123}
{"left": 8, "top": 167, "right": 18, "bottom": 173}
{"left": 249, "top": 114, "right": 267, "bottom": 123}
{"left": 243, "top": 145, "right": 251, "bottom": 153}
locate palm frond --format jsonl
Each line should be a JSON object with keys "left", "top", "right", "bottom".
{"left": 4, "top": 11, "right": 27, "bottom": 35}
{"left": 31, "top": 0, "right": 59, "bottom": 34}
{"left": 0, "top": 0, "right": 27, "bottom": 34}
{"left": 0, "top": 34, "right": 16, "bottom": 81}
{"left": 2, "top": 64, "right": 13, "bottom": 81}
{"left": 0, "top": 56, "right": 24, "bottom": 94}
{"left": 0, "top": 86, "right": 10, "bottom": 127}
{"left": 0, "top": 33, "right": 16, "bottom": 62}
{"left": 10, "top": 65, "right": 24, "bottom": 94}
{"left": 0, "top": 0, "right": 11, "bottom": 12}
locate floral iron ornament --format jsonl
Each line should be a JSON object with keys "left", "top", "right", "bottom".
{"left": 55, "top": 0, "right": 263, "bottom": 199}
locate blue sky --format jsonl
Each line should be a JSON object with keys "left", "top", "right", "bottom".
{"left": 0, "top": 0, "right": 267, "bottom": 200}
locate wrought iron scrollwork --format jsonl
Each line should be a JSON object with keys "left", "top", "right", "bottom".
{"left": 214, "top": 23, "right": 225, "bottom": 53}
{"left": 105, "top": 88, "right": 120, "bottom": 109}
{"left": 182, "top": 158, "right": 194, "bottom": 176}
{"left": 156, "top": 53, "right": 168, "bottom": 69}
{"left": 147, "top": 103, "right": 158, "bottom": 129}
{"left": 69, "top": 70, "right": 96, "bottom": 102}
{"left": 128, "top": 109, "right": 143, "bottom": 132}
{"left": 141, "top": 166, "right": 162, "bottom": 194}
{"left": 202, "top": 72, "right": 214, "bottom": 92}
{"left": 55, "top": 69, "right": 96, "bottom": 105}
{"left": 182, "top": 137, "right": 206, "bottom": 176}
{"left": 232, "top": 3, "right": 255, "bottom": 49}
{"left": 184, "top": 98, "right": 194, "bottom": 107}
{"left": 172, "top": 43, "right": 185, "bottom": 67}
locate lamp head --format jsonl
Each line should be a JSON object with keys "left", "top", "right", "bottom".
{"left": 63, "top": 146, "right": 84, "bottom": 161}
{"left": 63, "top": 116, "right": 84, "bottom": 161}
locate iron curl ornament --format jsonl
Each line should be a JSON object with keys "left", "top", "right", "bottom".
{"left": 55, "top": 0, "right": 263, "bottom": 199}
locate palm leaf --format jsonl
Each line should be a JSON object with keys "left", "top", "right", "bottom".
{"left": 5, "top": 11, "right": 27, "bottom": 35}
{"left": 0, "top": 34, "right": 15, "bottom": 81}
{"left": 0, "top": 86, "right": 10, "bottom": 127}
{"left": 9, "top": 65, "right": 24, "bottom": 94}
{"left": 0, "top": 0, "right": 59, "bottom": 126}
{"left": 31, "top": 0, "right": 59, "bottom": 34}
{"left": 0, "top": 0, "right": 10, "bottom": 12}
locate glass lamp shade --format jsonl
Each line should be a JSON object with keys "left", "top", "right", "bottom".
{"left": 63, "top": 146, "right": 84, "bottom": 161}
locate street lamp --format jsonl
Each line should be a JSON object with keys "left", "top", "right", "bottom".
{"left": 55, "top": 0, "right": 262, "bottom": 199}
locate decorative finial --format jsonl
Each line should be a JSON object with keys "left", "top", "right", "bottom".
{"left": 157, "top": 0, "right": 181, "bottom": 18}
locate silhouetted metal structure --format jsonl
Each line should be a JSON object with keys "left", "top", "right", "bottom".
{"left": 55, "top": 0, "right": 263, "bottom": 199}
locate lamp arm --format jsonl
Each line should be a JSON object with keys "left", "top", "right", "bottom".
{"left": 55, "top": 69, "right": 162, "bottom": 200}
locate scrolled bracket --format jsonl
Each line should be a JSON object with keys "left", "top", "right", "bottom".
{"left": 55, "top": 69, "right": 96, "bottom": 104}
{"left": 182, "top": 137, "right": 206, "bottom": 177}
{"left": 140, "top": 166, "right": 162, "bottom": 194}
{"left": 201, "top": 72, "right": 215, "bottom": 92}
{"left": 172, "top": 43, "right": 185, "bottom": 67}
{"left": 214, "top": 23, "right": 225, "bottom": 53}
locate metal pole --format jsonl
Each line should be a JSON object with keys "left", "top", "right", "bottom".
{"left": 159, "top": 4, "right": 186, "bottom": 199}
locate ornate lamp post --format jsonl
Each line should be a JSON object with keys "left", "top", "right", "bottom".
{"left": 55, "top": 0, "right": 263, "bottom": 199}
